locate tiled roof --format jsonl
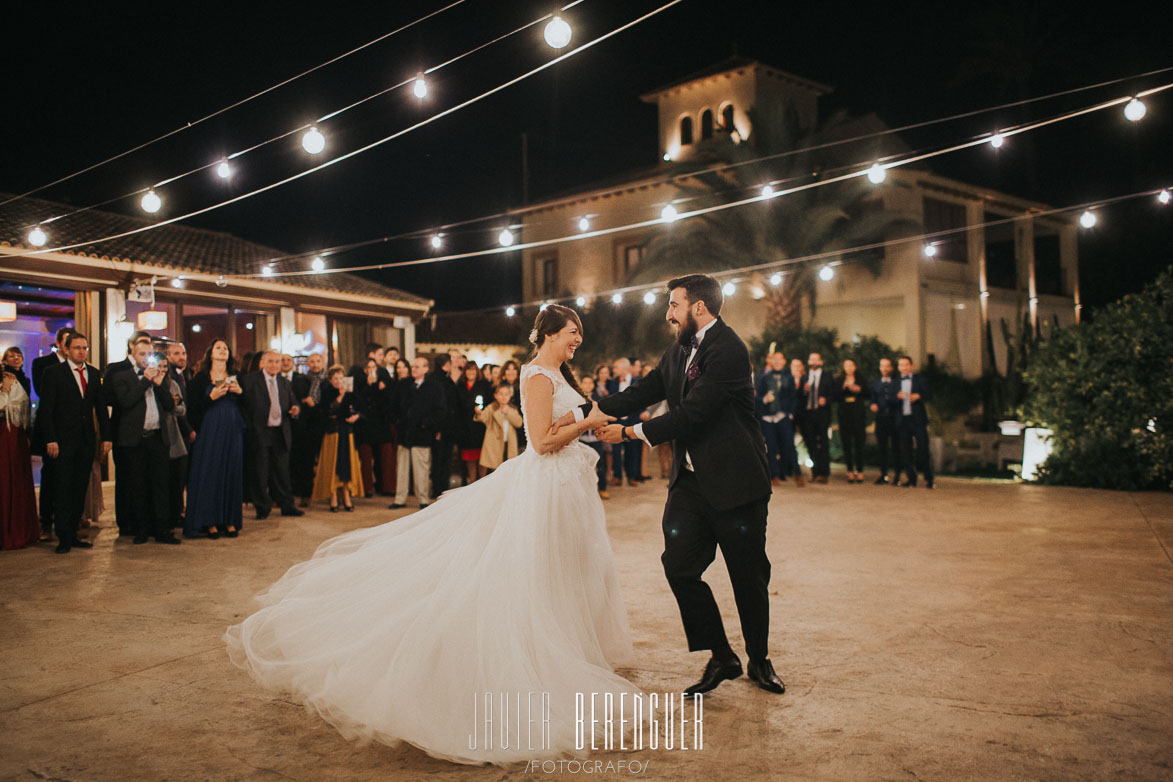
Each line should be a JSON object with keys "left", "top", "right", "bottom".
{"left": 0, "top": 192, "right": 431, "bottom": 307}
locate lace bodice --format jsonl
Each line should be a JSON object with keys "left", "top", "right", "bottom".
{"left": 519, "top": 363, "right": 585, "bottom": 447}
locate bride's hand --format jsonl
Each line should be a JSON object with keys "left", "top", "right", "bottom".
{"left": 583, "top": 401, "right": 615, "bottom": 429}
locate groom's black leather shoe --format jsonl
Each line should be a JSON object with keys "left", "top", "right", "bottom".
{"left": 747, "top": 658, "right": 786, "bottom": 694}
{"left": 684, "top": 656, "right": 743, "bottom": 695}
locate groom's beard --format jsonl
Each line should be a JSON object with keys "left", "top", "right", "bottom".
{"left": 674, "top": 310, "right": 699, "bottom": 348}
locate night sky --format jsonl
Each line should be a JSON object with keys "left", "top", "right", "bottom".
{"left": 7, "top": 0, "right": 1170, "bottom": 312}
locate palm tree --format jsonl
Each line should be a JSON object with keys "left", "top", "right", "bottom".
{"left": 628, "top": 100, "right": 917, "bottom": 332}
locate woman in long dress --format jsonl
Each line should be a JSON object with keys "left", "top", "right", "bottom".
{"left": 0, "top": 367, "right": 39, "bottom": 550}
{"left": 225, "top": 306, "right": 637, "bottom": 765}
{"left": 184, "top": 339, "right": 245, "bottom": 539}
{"left": 311, "top": 365, "right": 363, "bottom": 511}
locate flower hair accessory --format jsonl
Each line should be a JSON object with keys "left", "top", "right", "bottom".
{"left": 528, "top": 329, "right": 539, "bottom": 345}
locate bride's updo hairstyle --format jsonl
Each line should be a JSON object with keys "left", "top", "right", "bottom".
{"left": 529, "top": 304, "right": 587, "bottom": 399}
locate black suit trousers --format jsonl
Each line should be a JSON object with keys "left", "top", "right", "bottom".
{"left": 801, "top": 407, "right": 831, "bottom": 477}
{"left": 112, "top": 445, "right": 139, "bottom": 534}
{"left": 118, "top": 432, "right": 171, "bottom": 538}
{"left": 168, "top": 454, "right": 188, "bottom": 526}
{"left": 52, "top": 443, "right": 95, "bottom": 546}
{"left": 899, "top": 415, "right": 933, "bottom": 483}
{"left": 875, "top": 414, "right": 899, "bottom": 477}
{"left": 38, "top": 457, "right": 56, "bottom": 531}
{"left": 660, "top": 470, "right": 771, "bottom": 661}
{"left": 253, "top": 426, "right": 293, "bottom": 513}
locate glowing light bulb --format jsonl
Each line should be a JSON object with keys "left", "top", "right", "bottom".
{"left": 27, "top": 226, "right": 47, "bottom": 247}
{"left": 578, "top": 217, "right": 590, "bottom": 232}
{"left": 761, "top": 185, "right": 774, "bottom": 198}
{"left": 498, "top": 228, "right": 515, "bottom": 247}
{"left": 216, "top": 159, "right": 233, "bottom": 179}
{"left": 1158, "top": 189, "right": 1171, "bottom": 205}
{"left": 575, "top": 296, "right": 586, "bottom": 307}
{"left": 611, "top": 293, "right": 623, "bottom": 304}
{"left": 866, "top": 164, "right": 886, "bottom": 184}
{"left": 769, "top": 273, "right": 782, "bottom": 286}
{"left": 1079, "top": 210, "right": 1097, "bottom": 229}
{"left": 262, "top": 264, "right": 275, "bottom": 277}
{"left": 662, "top": 153, "right": 671, "bottom": 162}
{"left": 170, "top": 277, "right": 184, "bottom": 288}
{"left": 539, "top": 303, "right": 548, "bottom": 312}
{"left": 215, "top": 275, "right": 227, "bottom": 288}
{"left": 301, "top": 126, "right": 326, "bottom": 154}
{"left": 722, "top": 282, "right": 736, "bottom": 296}
{"left": 245, "top": 322, "right": 254, "bottom": 330}
{"left": 544, "top": 16, "right": 572, "bottom": 49}
{"left": 819, "top": 265, "right": 835, "bottom": 281}
{"left": 643, "top": 291, "right": 656, "bottom": 305}
{"left": 505, "top": 306, "right": 516, "bottom": 317}
{"left": 923, "top": 244, "right": 937, "bottom": 257}
{"left": 1124, "top": 97, "right": 1146, "bottom": 122}
{"left": 141, "top": 189, "right": 162, "bottom": 213}
{"left": 661, "top": 204, "right": 678, "bottom": 222}
{"left": 311, "top": 256, "right": 326, "bottom": 272}
{"left": 413, "top": 74, "right": 427, "bottom": 99}
{"left": 990, "top": 133, "right": 1004, "bottom": 149}
{"left": 430, "top": 234, "right": 442, "bottom": 249}
{"left": 191, "top": 324, "right": 202, "bottom": 333}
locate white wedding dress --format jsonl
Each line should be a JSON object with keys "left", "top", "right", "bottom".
{"left": 225, "top": 363, "right": 642, "bottom": 765}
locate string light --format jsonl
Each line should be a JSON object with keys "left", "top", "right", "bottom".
{"left": 611, "top": 293, "right": 623, "bottom": 304}
{"left": 923, "top": 244, "right": 937, "bottom": 257}
{"left": 140, "top": 190, "right": 162, "bottom": 213}
{"left": 413, "top": 74, "right": 428, "bottom": 99}
{"left": 1158, "top": 189, "right": 1171, "bottom": 205}
{"left": 191, "top": 324, "right": 202, "bottom": 333}
{"left": 578, "top": 216, "right": 590, "bottom": 232}
{"left": 245, "top": 322, "right": 254, "bottom": 330}
{"left": 866, "top": 164, "right": 886, "bottom": 184}
{"left": 311, "top": 256, "right": 326, "bottom": 272}
{"left": 819, "top": 265, "right": 835, "bottom": 281}
{"left": 990, "top": 133, "right": 1005, "bottom": 148}
{"left": 661, "top": 204, "right": 679, "bottom": 222}
{"left": 216, "top": 159, "right": 233, "bottom": 179}
{"left": 544, "top": 16, "right": 572, "bottom": 49}
{"left": 662, "top": 153, "right": 671, "bottom": 162}
{"left": 1124, "top": 97, "right": 1147, "bottom": 121}
{"left": 643, "top": 291, "right": 656, "bottom": 305}
{"left": 1079, "top": 210, "right": 1098, "bottom": 228}
{"left": 722, "top": 282, "right": 736, "bottom": 296}
{"left": 761, "top": 185, "right": 774, "bottom": 198}
{"left": 27, "top": 226, "right": 47, "bottom": 247}
{"left": 215, "top": 275, "right": 227, "bottom": 288}
{"left": 430, "top": 234, "right": 443, "bottom": 249}
{"left": 769, "top": 273, "right": 782, "bottom": 286}
{"left": 262, "top": 264, "right": 275, "bottom": 276}
{"left": 170, "top": 277, "right": 185, "bottom": 288}
{"left": 498, "top": 228, "right": 515, "bottom": 247}
{"left": 575, "top": 296, "right": 586, "bottom": 306}
{"left": 505, "top": 306, "right": 516, "bottom": 317}
{"left": 301, "top": 126, "right": 326, "bottom": 154}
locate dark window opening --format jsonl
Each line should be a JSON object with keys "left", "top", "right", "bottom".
{"left": 679, "top": 116, "right": 693, "bottom": 146}
{"left": 985, "top": 212, "right": 1017, "bottom": 289}
{"left": 923, "top": 197, "right": 968, "bottom": 262}
{"left": 700, "top": 109, "right": 714, "bottom": 140}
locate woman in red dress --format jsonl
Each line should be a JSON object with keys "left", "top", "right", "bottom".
{"left": 1, "top": 364, "right": 40, "bottom": 550}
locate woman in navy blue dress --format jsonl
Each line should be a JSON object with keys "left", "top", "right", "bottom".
{"left": 184, "top": 339, "right": 245, "bottom": 539}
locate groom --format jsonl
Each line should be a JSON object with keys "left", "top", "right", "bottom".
{"left": 558, "top": 274, "right": 784, "bottom": 696}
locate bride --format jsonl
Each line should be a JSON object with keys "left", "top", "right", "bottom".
{"left": 225, "top": 305, "right": 641, "bottom": 765}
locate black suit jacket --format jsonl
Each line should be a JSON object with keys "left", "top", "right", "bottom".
{"left": 607, "top": 376, "right": 644, "bottom": 426}
{"left": 799, "top": 369, "right": 834, "bottom": 419}
{"left": 241, "top": 371, "right": 295, "bottom": 448}
{"left": 587, "top": 318, "right": 770, "bottom": 511}
{"left": 31, "top": 352, "right": 65, "bottom": 398}
{"left": 895, "top": 374, "right": 933, "bottom": 427}
{"left": 870, "top": 375, "right": 900, "bottom": 422}
{"left": 396, "top": 377, "right": 447, "bottom": 448}
{"left": 110, "top": 367, "right": 175, "bottom": 448}
{"left": 38, "top": 360, "right": 111, "bottom": 449}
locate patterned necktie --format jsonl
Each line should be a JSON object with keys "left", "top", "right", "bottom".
{"left": 680, "top": 335, "right": 699, "bottom": 356}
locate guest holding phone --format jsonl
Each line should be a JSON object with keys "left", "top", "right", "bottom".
{"left": 184, "top": 339, "right": 245, "bottom": 539}
{"left": 458, "top": 362, "right": 493, "bottom": 484}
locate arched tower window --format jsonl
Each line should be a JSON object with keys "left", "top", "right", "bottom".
{"left": 700, "top": 109, "right": 714, "bottom": 140}
{"left": 679, "top": 115, "right": 694, "bottom": 146}
{"left": 721, "top": 103, "right": 735, "bottom": 133}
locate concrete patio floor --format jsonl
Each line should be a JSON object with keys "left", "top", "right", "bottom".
{"left": 1, "top": 475, "right": 1171, "bottom": 782}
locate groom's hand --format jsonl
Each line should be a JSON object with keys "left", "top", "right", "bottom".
{"left": 596, "top": 424, "right": 624, "bottom": 444}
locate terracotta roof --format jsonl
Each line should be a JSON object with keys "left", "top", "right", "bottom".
{"left": 0, "top": 192, "right": 431, "bottom": 307}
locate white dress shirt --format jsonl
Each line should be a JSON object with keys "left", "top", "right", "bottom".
{"left": 807, "top": 368, "right": 822, "bottom": 410}
{"left": 67, "top": 359, "right": 87, "bottom": 396}
{"left": 136, "top": 367, "right": 160, "bottom": 431}
{"left": 901, "top": 375, "right": 913, "bottom": 415}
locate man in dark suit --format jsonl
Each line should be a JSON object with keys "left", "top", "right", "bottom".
{"left": 38, "top": 332, "right": 112, "bottom": 553}
{"left": 103, "top": 330, "right": 153, "bottom": 536}
{"left": 566, "top": 274, "right": 784, "bottom": 696}
{"left": 293, "top": 352, "right": 328, "bottom": 505}
{"left": 896, "top": 356, "right": 934, "bottom": 489}
{"left": 30, "top": 326, "right": 74, "bottom": 539}
{"left": 165, "top": 341, "right": 195, "bottom": 528}
{"left": 110, "top": 341, "right": 181, "bottom": 545}
{"left": 801, "top": 352, "right": 834, "bottom": 483}
{"left": 241, "top": 350, "right": 303, "bottom": 520}
{"left": 607, "top": 358, "right": 646, "bottom": 486}
{"left": 390, "top": 356, "right": 446, "bottom": 510}
{"left": 869, "top": 357, "right": 901, "bottom": 485}
{"left": 755, "top": 348, "right": 800, "bottom": 486}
